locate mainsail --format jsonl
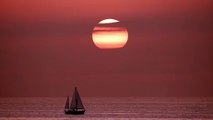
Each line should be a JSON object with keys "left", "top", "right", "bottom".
{"left": 70, "top": 87, "right": 85, "bottom": 109}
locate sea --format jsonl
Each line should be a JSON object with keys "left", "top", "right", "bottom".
{"left": 0, "top": 97, "right": 212, "bottom": 120}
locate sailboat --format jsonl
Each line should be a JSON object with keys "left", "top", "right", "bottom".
{"left": 64, "top": 87, "right": 85, "bottom": 115}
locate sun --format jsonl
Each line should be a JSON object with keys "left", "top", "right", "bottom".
{"left": 92, "top": 19, "right": 128, "bottom": 49}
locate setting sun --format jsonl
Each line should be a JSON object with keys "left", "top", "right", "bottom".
{"left": 99, "top": 19, "right": 119, "bottom": 24}
{"left": 92, "top": 19, "right": 128, "bottom": 49}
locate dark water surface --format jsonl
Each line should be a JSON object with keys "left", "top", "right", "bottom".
{"left": 0, "top": 97, "right": 212, "bottom": 119}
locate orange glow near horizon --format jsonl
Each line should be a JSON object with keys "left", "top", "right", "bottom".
{"left": 92, "top": 19, "right": 128, "bottom": 49}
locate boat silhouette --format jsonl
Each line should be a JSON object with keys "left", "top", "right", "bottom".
{"left": 64, "top": 87, "right": 85, "bottom": 115}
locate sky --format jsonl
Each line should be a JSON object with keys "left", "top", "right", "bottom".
{"left": 0, "top": 0, "right": 213, "bottom": 97}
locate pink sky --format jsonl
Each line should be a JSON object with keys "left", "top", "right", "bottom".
{"left": 0, "top": 0, "right": 213, "bottom": 97}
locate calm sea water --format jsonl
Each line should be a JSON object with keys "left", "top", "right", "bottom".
{"left": 0, "top": 97, "right": 212, "bottom": 120}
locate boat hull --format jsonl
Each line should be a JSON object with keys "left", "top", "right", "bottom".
{"left": 65, "top": 109, "right": 85, "bottom": 115}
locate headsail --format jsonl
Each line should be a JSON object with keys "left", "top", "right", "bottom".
{"left": 70, "top": 87, "right": 85, "bottom": 109}
{"left": 65, "top": 96, "right": 69, "bottom": 109}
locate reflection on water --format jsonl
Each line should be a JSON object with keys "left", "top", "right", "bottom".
{"left": 0, "top": 97, "right": 213, "bottom": 119}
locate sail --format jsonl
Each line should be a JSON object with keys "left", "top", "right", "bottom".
{"left": 65, "top": 96, "right": 69, "bottom": 109}
{"left": 70, "top": 87, "right": 85, "bottom": 109}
